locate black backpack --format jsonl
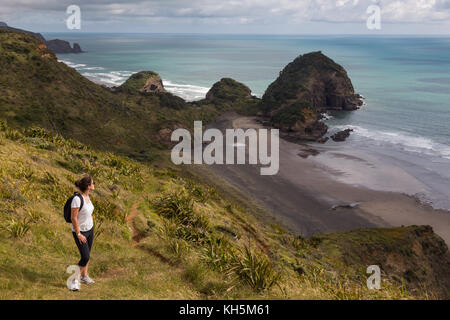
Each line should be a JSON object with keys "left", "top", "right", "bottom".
{"left": 64, "top": 193, "right": 84, "bottom": 223}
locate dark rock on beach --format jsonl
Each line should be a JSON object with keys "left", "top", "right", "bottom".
{"left": 331, "top": 128, "right": 354, "bottom": 142}
{"left": 317, "top": 137, "right": 329, "bottom": 144}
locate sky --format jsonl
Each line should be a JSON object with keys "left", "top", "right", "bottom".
{"left": 1, "top": 0, "right": 450, "bottom": 34}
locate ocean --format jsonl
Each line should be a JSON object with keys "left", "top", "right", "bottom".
{"left": 43, "top": 33, "right": 450, "bottom": 210}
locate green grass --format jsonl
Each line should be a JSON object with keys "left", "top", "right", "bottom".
{"left": 2, "top": 118, "right": 436, "bottom": 299}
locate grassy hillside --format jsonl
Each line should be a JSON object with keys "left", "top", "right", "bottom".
{"left": 0, "top": 29, "right": 219, "bottom": 159}
{"left": 0, "top": 118, "right": 447, "bottom": 300}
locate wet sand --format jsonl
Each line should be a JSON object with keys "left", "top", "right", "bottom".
{"left": 193, "top": 113, "right": 450, "bottom": 245}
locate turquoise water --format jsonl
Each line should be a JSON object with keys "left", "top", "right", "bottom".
{"left": 45, "top": 33, "right": 450, "bottom": 209}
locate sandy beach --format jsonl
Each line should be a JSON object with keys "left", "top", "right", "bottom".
{"left": 193, "top": 112, "right": 450, "bottom": 245}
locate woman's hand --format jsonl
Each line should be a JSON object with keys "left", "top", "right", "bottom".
{"left": 77, "top": 234, "right": 87, "bottom": 244}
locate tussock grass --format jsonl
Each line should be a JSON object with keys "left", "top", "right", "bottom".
{"left": 4, "top": 218, "right": 31, "bottom": 238}
{"left": 201, "top": 236, "right": 234, "bottom": 273}
{"left": 227, "top": 245, "right": 282, "bottom": 293}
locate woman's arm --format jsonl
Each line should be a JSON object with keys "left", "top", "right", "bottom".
{"left": 71, "top": 207, "right": 86, "bottom": 243}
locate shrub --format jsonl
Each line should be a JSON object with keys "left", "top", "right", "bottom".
{"left": 158, "top": 218, "right": 209, "bottom": 245}
{"left": 0, "top": 118, "right": 7, "bottom": 131}
{"left": 92, "top": 198, "right": 126, "bottom": 224}
{"left": 154, "top": 190, "right": 211, "bottom": 245}
{"left": 201, "top": 236, "right": 234, "bottom": 273}
{"left": 166, "top": 238, "right": 189, "bottom": 260}
{"left": 186, "top": 182, "right": 218, "bottom": 203}
{"left": 13, "top": 163, "right": 34, "bottom": 182}
{"left": 27, "top": 210, "right": 43, "bottom": 222}
{"left": 4, "top": 128, "right": 23, "bottom": 141}
{"left": 0, "top": 178, "right": 25, "bottom": 203}
{"left": 227, "top": 246, "right": 282, "bottom": 292}
{"left": 153, "top": 191, "right": 195, "bottom": 225}
{"left": 102, "top": 154, "right": 140, "bottom": 177}
{"left": 5, "top": 218, "right": 31, "bottom": 238}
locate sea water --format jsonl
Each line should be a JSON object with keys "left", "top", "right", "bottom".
{"left": 44, "top": 33, "right": 450, "bottom": 210}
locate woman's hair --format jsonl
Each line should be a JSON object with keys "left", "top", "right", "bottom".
{"left": 75, "top": 176, "right": 93, "bottom": 192}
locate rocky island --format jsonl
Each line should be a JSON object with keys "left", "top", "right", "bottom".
{"left": 45, "top": 39, "right": 83, "bottom": 54}
{"left": 259, "top": 51, "right": 363, "bottom": 141}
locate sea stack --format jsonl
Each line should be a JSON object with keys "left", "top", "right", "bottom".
{"left": 260, "top": 51, "right": 363, "bottom": 141}
{"left": 45, "top": 39, "right": 83, "bottom": 54}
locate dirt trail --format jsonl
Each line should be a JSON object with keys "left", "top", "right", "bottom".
{"left": 125, "top": 202, "right": 142, "bottom": 246}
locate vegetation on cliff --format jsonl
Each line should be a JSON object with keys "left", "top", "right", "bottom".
{"left": 0, "top": 29, "right": 218, "bottom": 158}
{"left": 195, "top": 78, "right": 260, "bottom": 115}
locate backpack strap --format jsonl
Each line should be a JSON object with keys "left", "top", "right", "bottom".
{"left": 74, "top": 192, "right": 84, "bottom": 211}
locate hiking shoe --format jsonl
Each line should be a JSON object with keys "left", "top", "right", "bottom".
{"left": 69, "top": 279, "right": 80, "bottom": 291}
{"left": 80, "top": 275, "right": 95, "bottom": 284}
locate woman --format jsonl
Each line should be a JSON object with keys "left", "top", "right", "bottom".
{"left": 71, "top": 176, "right": 96, "bottom": 289}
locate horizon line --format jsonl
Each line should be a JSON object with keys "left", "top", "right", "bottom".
{"left": 40, "top": 31, "right": 450, "bottom": 36}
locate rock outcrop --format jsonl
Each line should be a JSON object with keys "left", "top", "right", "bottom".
{"left": 206, "top": 78, "right": 252, "bottom": 102}
{"left": 200, "top": 78, "right": 260, "bottom": 115}
{"left": 260, "top": 51, "right": 363, "bottom": 141}
{"left": 140, "top": 75, "right": 166, "bottom": 94}
{"left": 331, "top": 128, "right": 353, "bottom": 142}
{"left": 45, "top": 39, "right": 83, "bottom": 54}
{"left": 0, "top": 22, "right": 83, "bottom": 54}
{"left": 117, "top": 71, "right": 186, "bottom": 109}
{"left": 118, "top": 71, "right": 166, "bottom": 94}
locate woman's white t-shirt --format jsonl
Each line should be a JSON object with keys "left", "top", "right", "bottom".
{"left": 71, "top": 195, "right": 94, "bottom": 232}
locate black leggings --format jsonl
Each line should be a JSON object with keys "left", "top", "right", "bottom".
{"left": 72, "top": 228, "right": 94, "bottom": 267}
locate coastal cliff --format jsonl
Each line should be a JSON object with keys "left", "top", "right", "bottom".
{"left": 0, "top": 22, "right": 83, "bottom": 54}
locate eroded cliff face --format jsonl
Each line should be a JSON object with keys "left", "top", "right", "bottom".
{"left": 118, "top": 71, "right": 166, "bottom": 94}
{"left": 260, "top": 51, "right": 363, "bottom": 141}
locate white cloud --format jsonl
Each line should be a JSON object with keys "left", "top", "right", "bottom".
{"left": 0, "top": 0, "right": 449, "bottom": 32}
